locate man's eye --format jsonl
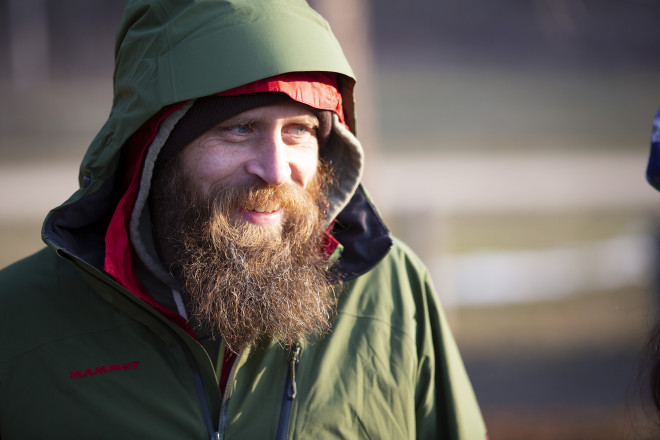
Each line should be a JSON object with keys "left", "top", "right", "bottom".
{"left": 291, "top": 125, "right": 315, "bottom": 136}
{"left": 229, "top": 123, "right": 251, "bottom": 134}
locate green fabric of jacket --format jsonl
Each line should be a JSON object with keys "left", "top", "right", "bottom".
{"left": 0, "top": 1, "right": 487, "bottom": 439}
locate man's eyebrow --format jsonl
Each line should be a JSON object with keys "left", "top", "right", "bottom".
{"left": 216, "top": 114, "right": 254, "bottom": 126}
{"left": 293, "top": 114, "right": 320, "bottom": 128}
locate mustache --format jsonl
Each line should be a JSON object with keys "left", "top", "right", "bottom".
{"left": 205, "top": 178, "right": 321, "bottom": 220}
{"left": 221, "top": 182, "right": 304, "bottom": 210}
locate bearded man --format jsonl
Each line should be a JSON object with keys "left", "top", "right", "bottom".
{"left": 0, "top": 1, "right": 486, "bottom": 439}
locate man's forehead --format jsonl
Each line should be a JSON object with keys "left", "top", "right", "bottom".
{"left": 221, "top": 100, "right": 320, "bottom": 123}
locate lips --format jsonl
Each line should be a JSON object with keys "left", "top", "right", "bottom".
{"left": 240, "top": 202, "right": 283, "bottom": 226}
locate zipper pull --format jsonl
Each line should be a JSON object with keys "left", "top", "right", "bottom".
{"left": 287, "top": 344, "right": 301, "bottom": 400}
{"left": 210, "top": 432, "right": 221, "bottom": 440}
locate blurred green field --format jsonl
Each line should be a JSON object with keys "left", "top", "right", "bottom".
{"left": 387, "top": 209, "right": 652, "bottom": 256}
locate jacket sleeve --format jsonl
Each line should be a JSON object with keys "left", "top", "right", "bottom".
{"left": 414, "top": 265, "right": 488, "bottom": 440}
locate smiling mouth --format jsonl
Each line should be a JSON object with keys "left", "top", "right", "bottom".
{"left": 244, "top": 201, "right": 281, "bottom": 214}
{"left": 240, "top": 202, "right": 284, "bottom": 226}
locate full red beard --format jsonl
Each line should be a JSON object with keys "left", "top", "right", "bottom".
{"left": 150, "top": 158, "right": 338, "bottom": 353}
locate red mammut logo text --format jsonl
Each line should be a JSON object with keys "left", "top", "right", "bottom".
{"left": 70, "top": 361, "right": 140, "bottom": 379}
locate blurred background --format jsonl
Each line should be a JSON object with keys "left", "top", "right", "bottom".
{"left": 2, "top": 0, "right": 660, "bottom": 438}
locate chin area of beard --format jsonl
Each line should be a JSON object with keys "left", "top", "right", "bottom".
{"left": 150, "top": 156, "right": 340, "bottom": 353}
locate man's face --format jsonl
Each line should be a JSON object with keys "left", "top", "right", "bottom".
{"left": 151, "top": 100, "right": 337, "bottom": 353}
{"left": 178, "top": 101, "right": 321, "bottom": 229}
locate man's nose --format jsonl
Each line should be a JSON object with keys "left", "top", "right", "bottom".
{"left": 245, "top": 132, "right": 292, "bottom": 186}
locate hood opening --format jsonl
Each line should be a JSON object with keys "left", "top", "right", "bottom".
{"left": 103, "top": 73, "right": 360, "bottom": 336}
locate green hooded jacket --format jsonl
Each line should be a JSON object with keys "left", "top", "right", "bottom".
{"left": 0, "top": 1, "right": 487, "bottom": 438}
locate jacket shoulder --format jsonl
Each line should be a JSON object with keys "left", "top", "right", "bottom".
{"left": 384, "top": 236, "right": 431, "bottom": 277}
{"left": 345, "top": 236, "right": 456, "bottom": 362}
{"left": 337, "top": 236, "right": 438, "bottom": 341}
{"left": 0, "top": 247, "right": 100, "bottom": 365}
{"left": 0, "top": 247, "right": 86, "bottom": 301}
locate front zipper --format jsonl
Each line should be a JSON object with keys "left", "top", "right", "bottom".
{"left": 275, "top": 344, "right": 301, "bottom": 440}
{"left": 215, "top": 350, "right": 242, "bottom": 440}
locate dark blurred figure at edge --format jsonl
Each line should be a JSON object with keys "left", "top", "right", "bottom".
{"left": 642, "top": 106, "right": 660, "bottom": 431}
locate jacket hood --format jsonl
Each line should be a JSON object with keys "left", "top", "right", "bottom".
{"left": 43, "top": 0, "right": 392, "bottom": 332}
{"left": 79, "top": 0, "right": 356, "bottom": 193}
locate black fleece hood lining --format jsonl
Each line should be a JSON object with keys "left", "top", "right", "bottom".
{"left": 331, "top": 185, "right": 392, "bottom": 280}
